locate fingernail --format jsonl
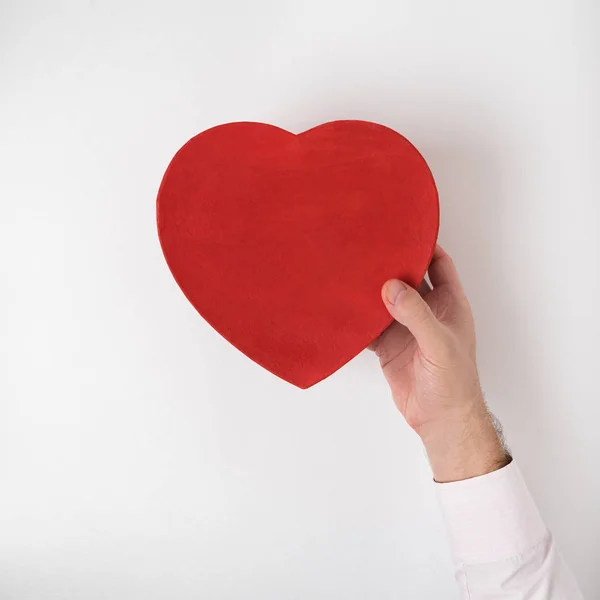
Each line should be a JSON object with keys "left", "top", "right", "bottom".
{"left": 386, "top": 280, "right": 407, "bottom": 305}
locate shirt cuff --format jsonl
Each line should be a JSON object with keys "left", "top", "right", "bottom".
{"left": 435, "top": 460, "right": 548, "bottom": 565}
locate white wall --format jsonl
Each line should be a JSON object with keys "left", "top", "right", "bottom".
{"left": 1, "top": 1, "right": 599, "bottom": 598}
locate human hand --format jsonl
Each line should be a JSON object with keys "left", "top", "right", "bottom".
{"left": 371, "top": 246, "right": 510, "bottom": 482}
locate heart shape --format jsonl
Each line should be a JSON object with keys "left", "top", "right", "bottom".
{"left": 157, "top": 121, "right": 439, "bottom": 388}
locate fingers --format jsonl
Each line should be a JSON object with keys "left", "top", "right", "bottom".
{"left": 368, "top": 279, "right": 429, "bottom": 354}
{"left": 369, "top": 279, "right": 430, "bottom": 353}
{"left": 382, "top": 280, "right": 443, "bottom": 356}
{"left": 428, "top": 245, "right": 462, "bottom": 289}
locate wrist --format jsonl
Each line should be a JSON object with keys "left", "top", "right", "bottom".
{"left": 417, "top": 406, "right": 511, "bottom": 483}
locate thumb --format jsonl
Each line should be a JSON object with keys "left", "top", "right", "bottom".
{"left": 382, "top": 280, "right": 443, "bottom": 356}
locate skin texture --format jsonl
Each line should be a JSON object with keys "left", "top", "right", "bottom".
{"left": 370, "top": 245, "right": 511, "bottom": 483}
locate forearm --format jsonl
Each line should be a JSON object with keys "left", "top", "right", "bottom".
{"left": 417, "top": 399, "right": 510, "bottom": 483}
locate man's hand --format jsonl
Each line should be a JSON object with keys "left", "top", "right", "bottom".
{"left": 371, "top": 245, "right": 510, "bottom": 483}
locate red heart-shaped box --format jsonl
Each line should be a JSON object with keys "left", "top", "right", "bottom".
{"left": 157, "top": 121, "right": 439, "bottom": 388}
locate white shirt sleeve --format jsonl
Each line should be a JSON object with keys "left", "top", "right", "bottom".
{"left": 435, "top": 461, "right": 584, "bottom": 599}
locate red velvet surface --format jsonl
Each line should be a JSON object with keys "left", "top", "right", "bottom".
{"left": 157, "top": 121, "right": 439, "bottom": 388}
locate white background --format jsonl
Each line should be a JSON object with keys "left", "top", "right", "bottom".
{"left": 1, "top": 0, "right": 599, "bottom": 598}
